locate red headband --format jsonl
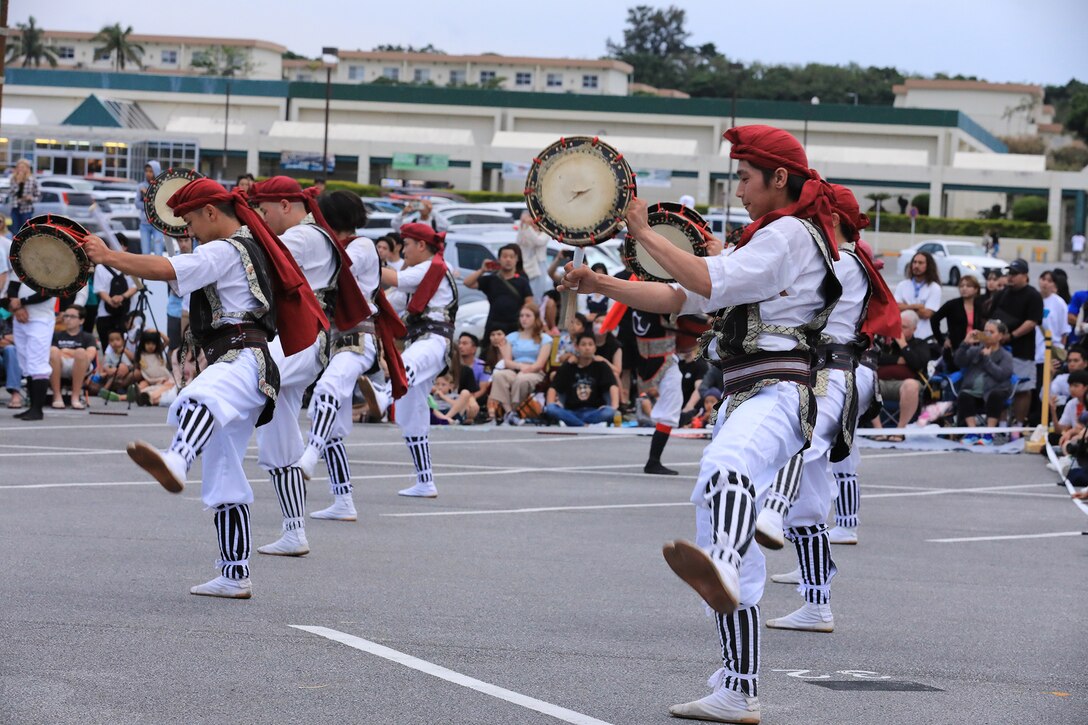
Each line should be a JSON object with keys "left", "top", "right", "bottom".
{"left": 401, "top": 222, "right": 445, "bottom": 251}
{"left": 166, "top": 178, "right": 235, "bottom": 217}
{"left": 828, "top": 184, "right": 870, "bottom": 243}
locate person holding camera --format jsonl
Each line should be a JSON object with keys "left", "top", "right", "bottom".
{"left": 463, "top": 243, "right": 533, "bottom": 337}
{"left": 953, "top": 320, "right": 1014, "bottom": 436}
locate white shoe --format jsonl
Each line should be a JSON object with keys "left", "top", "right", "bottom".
{"left": 662, "top": 540, "right": 740, "bottom": 615}
{"left": 1046, "top": 455, "right": 1073, "bottom": 476}
{"left": 766, "top": 603, "right": 834, "bottom": 633}
{"left": 295, "top": 445, "right": 321, "bottom": 481}
{"left": 771, "top": 567, "right": 801, "bottom": 585}
{"left": 310, "top": 495, "right": 358, "bottom": 521}
{"left": 127, "top": 441, "right": 186, "bottom": 493}
{"left": 189, "top": 575, "right": 252, "bottom": 599}
{"left": 754, "top": 509, "right": 785, "bottom": 550}
{"left": 256, "top": 529, "right": 310, "bottom": 556}
{"left": 669, "top": 674, "right": 760, "bottom": 724}
{"left": 398, "top": 481, "right": 438, "bottom": 498}
{"left": 828, "top": 527, "right": 858, "bottom": 545}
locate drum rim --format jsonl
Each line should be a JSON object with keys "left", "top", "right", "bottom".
{"left": 145, "top": 166, "right": 203, "bottom": 236}
{"left": 622, "top": 209, "right": 709, "bottom": 284}
{"left": 10, "top": 222, "right": 91, "bottom": 298}
{"left": 524, "top": 136, "right": 636, "bottom": 247}
{"left": 648, "top": 201, "right": 709, "bottom": 230}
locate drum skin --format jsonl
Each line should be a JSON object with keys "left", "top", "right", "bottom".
{"left": 144, "top": 167, "right": 204, "bottom": 237}
{"left": 9, "top": 214, "right": 92, "bottom": 298}
{"left": 524, "top": 136, "right": 636, "bottom": 246}
{"left": 622, "top": 209, "right": 708, "bottom": 283}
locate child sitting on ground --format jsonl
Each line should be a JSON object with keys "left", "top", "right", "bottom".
{"left": 132, "top": 330, "right": 175, "bottom": 406}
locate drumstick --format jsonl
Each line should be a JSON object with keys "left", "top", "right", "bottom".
{"left": 560, "top": 247, "right": 585, "bottom": 331}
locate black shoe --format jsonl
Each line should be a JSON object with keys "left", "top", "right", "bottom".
{"left": 13, "top": 408, "right": 30, "bottom": 419}
{"left": 644, "top": 460, "right": 678, "bottom": 475}
{"left": 19, "top": 407, "right": 43, "bottom": 421}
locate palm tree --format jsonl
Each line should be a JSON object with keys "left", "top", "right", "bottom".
{"left": 5, "top": 16, "right": 59, "bottom": 68}
{"left": 191, "top": 46, "right": 254, "bottom": 77}
{"left": 92, "top": 23, "right": 144, "bottom": 71}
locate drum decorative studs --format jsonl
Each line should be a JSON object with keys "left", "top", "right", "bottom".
{"left": 144, "top": 167, "right": 204, "bottom": 237}
{"left": 524, "top": 136, "right": 636, "bottom": 246}
{"left": 9, "top": 214, "right": 93, "bottom": 298}
{"left": 623, "top": 208, "right": 710, "bottom": 284}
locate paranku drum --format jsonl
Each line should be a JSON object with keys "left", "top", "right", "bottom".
{"left": 623, "top": 207, "right": 710, "bottom": 284}
{"left": 144, "top": 167, "right": 204, "bottom": 237}
{"left": 8, "top": 214, "right": 94, "bottom": 298}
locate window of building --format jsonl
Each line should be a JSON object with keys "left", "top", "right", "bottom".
{"left": 449, "top": 69, "right": 466, "bottom": 86}
{"left": 161, "top": 49, "right": 178, "bottom": 64}
{"left": 348, "top": 65, "right": 364, "bottom": 81}
{"left": 382, "top": 67, "right": 400, "bottom": 81}
{"left": 479, "top": 70, "right": 496, "bottom": 84}
{"left": 515, "top": 72, "right": 532, "bottom": 86}
{"left": 57, "top": 46, "right": 75, "bottom": 60}
{"left": 414, "top": 68, "right": 430, "bottom": 83}
{"left": 547, "top": 73, "right": 562, "bottom": 87}
{"left": 582, "top": 74, "right": 599, "bottom": 89}
{"left": 94, "top": 49, "right": 111, "bottom": 62}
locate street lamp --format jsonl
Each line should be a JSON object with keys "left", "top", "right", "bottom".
{"left": 221, "top": 78, "right": 231, "bottom": 180}
{"left": 723, "top": 62, "right": 744, "bottom": 213}
{"left": 846, "top": 92, "right": 859, "bottom": 106}
{"left": 803, "top": 95, "right": 819, "bottom": 148}
{"left": 321, "top": 47, "right": 339, "bottom": 180}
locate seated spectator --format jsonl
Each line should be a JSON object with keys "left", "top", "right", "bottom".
{"left": 584, "top": 263, "right": 611, "bottom": 321}
{"left": 464, "top": 243, "right": 533, "bottom": 336}
{"left": 678, "top": 345, "right": 710, "bottom": 426}
{"left": 92, "top": 329, "right": 135, "bottom": 401}
{"left": 430, "top": 373, "right": 478, "bottom": 424}
{"left": 488, "top": 303, "right": 553, "bottom": 423}
{"left": 876, "top": 310, "right": 932, "bottom": 439}
{"left": 685, "top": 387, "right": 722, "bottom": 429}
{"left": 554, "top": 313, "right": 590, "bottom": 365}
{"left": 1056, "top": 370, "right": 1088, "bottom": 436}
{"left": 0, "top": 312, "right": 21, "bottom": 408}
{"left": 458, "top": 333, "right": 491, "bottom": 419}
{"left": 953, "top": 320, "right": 1014, "bottom": 434}
{"left": 49, "top": 306, "right": 97, "bottom": 409}
{"left": 540, "top": 288, "right": 560, "bottom": 332}
{"left": 133, "top": 330, "right": 175, "bottom": 406}
{"left": 1050, "top": 346, "right": 1087, "bottom": 421}
{"left": 932, "top": 274, "right": 984, "bottom": 370}
{"left": 543, "top": 333, "right": 619, "bottom": 427}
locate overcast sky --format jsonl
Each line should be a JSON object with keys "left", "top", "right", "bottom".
{"left": 18, "top": 0, "right": 1088, "bottom": 88}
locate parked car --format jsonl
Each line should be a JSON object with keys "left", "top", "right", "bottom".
{"left": 473, "top": 201, "right": 528, "bottom": 222}
{"left": 898, "top": 240, "right": 1009, "bottom": 285}
{"left": 38, "top": 176, "right": 137, "bottom": 214}
{"left": 0, "top": 188, "right": 96, "bottom": 220}
{"left": 356, "top": 212, "right": 398, "bottom": 240}
{"left": 433, "top": 205, "right": 517, "bottom": 232}
{"left": 705, "top": 207, "right": 753, "bottom": 238}
{"left": 442, "top": 229, "right": 521, "bottom": 304}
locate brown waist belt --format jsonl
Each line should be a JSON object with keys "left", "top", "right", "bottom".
{"left": 200, "top": 325, "right": 271, "bottom": 366}
{"left": 718, "top": 350, "right": 813, "bottom": 397}
{"left": 817, "top": 343, "right": 859, "bottom": 373}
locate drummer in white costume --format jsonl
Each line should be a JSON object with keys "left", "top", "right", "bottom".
{"left": 295, "top": 191, "right": 408, "bottom": 518}
{"left": 4, "top": 277, "right": 54, "bottom": 421}
{"left": 563, "top": 125, "right": 842, "bottom": 724}
{"left": 380, "top": 222, "right": 457, "bottom": 498}
{"left": 82, "top": 178, "right": 326, "bottom": 599}
{"left": 753, "top": 185, "right": 900, "bottom": 634}
{"left": 246, "top": 176, "right": 368, "bottom": 557}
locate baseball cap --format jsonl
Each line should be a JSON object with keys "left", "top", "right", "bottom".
{"left": 1007, "top": 258, "right": 1029, "bottom": 275}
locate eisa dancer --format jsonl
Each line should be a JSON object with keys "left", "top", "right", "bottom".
{"left": 246, "top": 177, "right": 369, "bottom": 556}
{"left": 82, "top": 179, "right": 327, "bottom": 599}
{"left": 295, "top": 191, "right": 408, "bottom": 519}
{"left": 380, "top": 223, "right": 457, "bottom": 498}
{"left": 563, "top": 125, "right": 840, "bottom": 723}
{"left": 630, "top": 307, "right": 683, "bottom": 474}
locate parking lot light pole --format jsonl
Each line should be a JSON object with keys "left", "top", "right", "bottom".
{"left": 321, "top": 47, "right": 339, "bottom": 179}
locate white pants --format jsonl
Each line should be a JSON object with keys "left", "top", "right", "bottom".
{"left": 256, "top": 336, "right": 325, "bottom": 470}
{"left": 831, "top": 364, "right": 876, "bottom": 477}
{"left": 309, "top": 336, "right": 378, "bottom": 440}
{"left": 692, "top": 382, "right": 806, "bottom": 605}
{"left": 13, "top": 316, "right": 52, "bottom": 378}
{"left": 783, "top": 369, "right": 847, "bottom": 529}
{"left": 650, "top": 360, "right": 682, "bottom": 428}
{"left": 168, "top": 350, "right": 266, "bottom": 508}
{"left": 396, "top": 335, "right": 447, "bottom": 438}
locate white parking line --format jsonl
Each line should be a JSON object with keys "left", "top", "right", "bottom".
{"left": 927, "top": 531, "right": 1083, "bottom": 543}
{"left": 382, "top": 502, "right": 690, "bottom": 518}
{"left": 289, "top": 626, "right": 612, "bottom": 725}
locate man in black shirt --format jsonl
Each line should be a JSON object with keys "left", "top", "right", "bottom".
{"left": 50, "top": 306, "right": 97, "bottom": 409}
{"left": 464, "top": 244, "right": 533, "bottom": 336}
{"left": 544, "top": 333, "right": 619, "bottom": 426}
{"left": 990, "top": 258, "right": 1043, "bottom": 423}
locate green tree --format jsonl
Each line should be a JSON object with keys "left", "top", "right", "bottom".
{"left": 372, "top": 44, "right": 445, "bottom": 54}
{"left": 606, "top": 4, "right": 693, "bottom": 90}
{"left": 5, "top": 16, "right": 58, "bottom": 68}
{"left": 191, "top": 46, "right": 255, "bottom": 77}
{"left": 1065, "top": 92, "right": 1088, "bottom": 142}
{"left": 92, "top": 23, "right": 144, "bottom": 72}
{"left": 1011, "top": 196, "right": 1048, "bottom": 222}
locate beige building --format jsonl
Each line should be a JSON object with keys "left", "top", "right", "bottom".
{"left": 893, "top": 79, "right": 1054, "bottom": 138}
{"left": 283, "top": 51, "right": 632, "bottom": 96}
